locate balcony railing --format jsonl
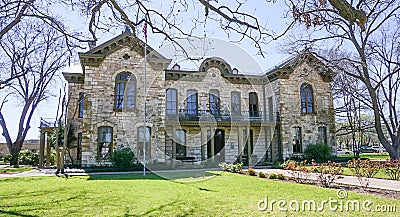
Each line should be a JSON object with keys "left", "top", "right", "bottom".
{"left": 166, "top": 109, "right": 265, "bottom": 122}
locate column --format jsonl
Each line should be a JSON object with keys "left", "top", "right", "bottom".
{"left": 39, "top": 131, "right": 45, "bottom": 167}
{"left": 172, "top": 127, "right": 176, "bottom": 166}
{"left": 201, "top": 127, "right": 206, "bottom": 161}
{"left": 269, "top": 126, "right": 274, "bottom": 162}
{"left": 210, "top": 127, "right": 215, "bottom": 160}
{"left": 237, "top": 126, "right": 242, "bottom": 163}
{"left": 246, "top": 126, "right": 251, "bottom": 165}
{"left": 45, "top": 132, "right": 51, "bottom": 167}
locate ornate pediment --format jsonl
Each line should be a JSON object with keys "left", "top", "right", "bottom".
{"left": 78, "top": 31, "right": 171, "bottom": 70}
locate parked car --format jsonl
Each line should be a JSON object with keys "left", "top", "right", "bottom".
{"left": 372, "top": 146, "right": 386, "bottom": 153}
{"left": 360, "top": 146, "right": 375, "bottom": 153}
{"left": 336, "top": 148, "right": 353, "bottom": 155}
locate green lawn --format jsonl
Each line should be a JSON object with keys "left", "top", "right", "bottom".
{"left": 337, "top": 153, "right": 390, "bottom": 160}
{"left": 0, "top": 172, "right": 399, "bottom": 216}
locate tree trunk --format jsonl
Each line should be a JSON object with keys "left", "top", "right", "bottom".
{"left": 9, "top": 140, "right": 23, "bottom": 166}
{"left": 10, "top": 151, "right": 19, "bottom": 167}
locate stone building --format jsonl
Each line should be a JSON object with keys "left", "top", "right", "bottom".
{"left": 62, "top": 31, "right": 335, "bottom": 167}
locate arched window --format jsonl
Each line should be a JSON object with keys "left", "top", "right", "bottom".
{"left": 166, "top": 89, "right": 177, "bottom": 115}
{"left": 78, "top": 92, "right": 84, "bottom": 118}
{"left": 187, "top": 90, "right": 198, "bottom": 115}
{"left": 98, "top": 126, "right": 113, "bottom": 159}
{"left": 231, "top": 91, "right": 241, "bottom": 115}
{"left": 115, "top": 72, "right": 136, "bottom": 110}
{"left": 300, "top": 83, "right": 314, "bottom": 114}
{"left": 209, "top": 89, "right": 220, "bottom": 115}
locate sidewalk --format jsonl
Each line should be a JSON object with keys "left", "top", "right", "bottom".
{"left": 1, "top": 167, "right": 399, "bottom": 193}
{"left": 255, "top": 168, "right": 400, "bottom": 192}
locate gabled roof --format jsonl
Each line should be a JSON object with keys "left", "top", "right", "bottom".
{"left": 78, "top": 30, "right": 171, "bottom": 71}
{"left": 264, "top": 51, "right": 334, "bottom": 82}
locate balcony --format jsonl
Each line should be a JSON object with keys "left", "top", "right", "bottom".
{"left": 166, "top": 109, "right": 265, "bottom": 123}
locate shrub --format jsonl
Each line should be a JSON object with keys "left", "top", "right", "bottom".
{"left": 311, "top": 159, "right": 342, "bottom": 188}
{"left": 258, "top": 171, "right": 266, "bottom": 178}
{"left": 219, "top": 162, "right": 243, "bottom": 173}
{"left": 277, "top": 173, "right": 285, "bottom": 180}
{"left": 383, "top": 160, "right": 400, "bottom": 180}
{"left": 18, "top": 150, "right": 39, "bottom": 166}
{"left": 282, "top": 159, "right": 309, "bottom": 183}
{"left": 348, "top": 158, "right": 381, "bottom": 189}
{"left": 110, "top": 148, "right": 137, "bottom": 168}
{"left": 304, "top": 144, "right": 333, "bottom": 163}
{"left": 248, "top": 168, "right": 256, "bottom": 176}
{"left": 268, "top": 173, "right": 278, "bottom": 179}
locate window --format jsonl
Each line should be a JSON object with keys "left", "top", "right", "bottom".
{"left": 268, "top": 97, "right": 273, "bottom": 121}
{"left": 137, "top": 126, "right": 151, "bottom": 158}
{"left": 293, "top": 127, "right": 302, "bottom": 153}
{"left": 98, "top": 127, "right": 113, "bottom": 159}
{"left": 249, "top": 92, "right": 259, "bottom": 117}
{"left": 175, "top": 130, "right": 186, "bottom": 158}
{"left": 243, "top": 129, "right": 254, "bottom": 157}
{"left": 115, "top": 72, "right": 136, "bottom": 110}
{"left": 318, "top": 126, "right": 327, "bottom": 145}
{"left": 166, "top": 89, "right": 177, "bottom": 115}
{"left": 300, "top": 83, "right": 314, "bottom": 114}
{"left": 209, "top": 89, "right": 220, "bottom": 115}
{"left": 77, "top": 133, "right": 82, "bottom": 161}
{"left": 231, "top": 92, "right": 241, "bottom": 115}
{"left": 187, "top": 90, "right": 198, "bottom": 115}
{"left": 78, "top": 92, "right": 84, "bottom": 118}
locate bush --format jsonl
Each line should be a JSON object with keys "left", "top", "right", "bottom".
{"left": 219, "top": 162, "right": 243, "bottom": 173}
{"left": 18, "top": 150, "right": 39, "bottom": 166}
{"left": 348, "top": 158, "right": 381, "bottom": 189}
{"left": 110, "top": 148, "right": 137, "bottom": 168}
{"left": 258, "top": 171, "right": 266, "bottom": 178}
{"left": 282, "top": 159, "right": 309, "bottom": 183}
{"left": 248, "top": 168, "right": 256, "bottom": 176}
{"left": 311, "top": 160, "right": 343, "bottom": 188}
{"left": 383, "top": 160, "right": 400, "bottom": 180}
{"left": 304, "top": 144, "right": 333, "bottom": 162}
{"left": 268, "top": 173, "right": 278, "bottom": 179}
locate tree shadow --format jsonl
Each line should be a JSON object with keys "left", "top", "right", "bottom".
{"left": 85, "top": 170, "right": 220, "bottom": 182}
{"left": 0, "top": 209, "right": 38, "bottom": 217}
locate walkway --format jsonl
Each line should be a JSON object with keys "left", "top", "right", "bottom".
{"left": 0, "top": 167, "right": 398, "bottom": 193}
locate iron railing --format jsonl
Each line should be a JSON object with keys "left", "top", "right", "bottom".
{"left": 166, "top": 109, "right": 265, "bottom": 122}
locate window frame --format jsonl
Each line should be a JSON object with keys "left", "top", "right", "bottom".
{"left": 115, "top": 72, "right": 136, "bottom": 111}
{"left": 249, "top": 92, "right": 259, "bottom": 117}
{"left": 187, "top": 89, "right": 198, "bottom": 115}
{"left": 137, "top": 126, "right": 151, "bottom": 158}
{"left": 166, "top": 88, "right": 178, "bottom": 115}
{"left": 300, "top": 83, "right": 314, "bottom": 114}
{"left": 209, "top": 89, "right": 220, "bottom": 115}
{"left": 231, "top": 91, "right": 241, "bottom": 116}
{"left": 78, "top": 92, "right": 84, "bottom": 118}
{"left": 293, "top": 127, "right": 302, "bottom": 153}
{"left": 318, "top": 126, "right": 328, "bottom": 145}
{"left": 97, "top": 126, "right": 113, "bottom": 159}
{"left": 175, "top": 129, "right": 186, "bottom": 158}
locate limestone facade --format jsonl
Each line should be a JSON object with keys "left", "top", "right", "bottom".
{"left": 63, "top": 31, "right": 335, "bottom": 166}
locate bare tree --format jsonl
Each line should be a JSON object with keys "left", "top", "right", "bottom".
{"left": 285, "top": 0, "right": 400, "bottom": 159}
{"left": 0, "top": 20, "right": 71, "bottom": 166}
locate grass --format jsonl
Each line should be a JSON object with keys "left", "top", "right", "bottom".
{"left": 337, "top": 153, "right": 390, "bottom": 161}
{"left": 0, "top": 172, "right": 399, "bottom": 216}
{"left": 0, "top": 167, "right": 33, "bottom": 174}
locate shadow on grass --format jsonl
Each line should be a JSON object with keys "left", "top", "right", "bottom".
{"left": 86, "top": 170, "right": 221, "bottom": 182}
{"left": 0, "top": 209, "right": 37, "bottom": 217}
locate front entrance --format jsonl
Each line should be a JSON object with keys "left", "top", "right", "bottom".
{"left": 207, "top": 129, "right": 225, "bottom": 161}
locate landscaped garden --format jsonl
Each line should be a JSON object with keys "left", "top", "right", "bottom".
{"left": 0, "top": 171, "right": 399, "bottom": 216}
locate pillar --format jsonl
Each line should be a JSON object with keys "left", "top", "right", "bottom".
{"left": 237, "top": 126, "right": 243, "bottom": 163}
{"left": 45, "top": 133, "right": 51, "bottom": 167}
{"left": 201, "top": 127, "right": 206, "bottom": 161}
{"left": 39, "top": 131, "right": 45, "bottom": 167}
{"left": 210, "top": 127, "right": 215, "bottom": 160}
{"left": 172, "top": 127, "right": 176, "bottom": 166}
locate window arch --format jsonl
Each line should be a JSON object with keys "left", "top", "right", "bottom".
{"left": 300, "top": 83, "right": 314, "bottom": 114}
{"left": 115, "top": 72, "right": 136, "bottom": 110}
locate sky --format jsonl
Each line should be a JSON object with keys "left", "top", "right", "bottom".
{"left": 0, "top": 1, "right": 294, "bottom": 142}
